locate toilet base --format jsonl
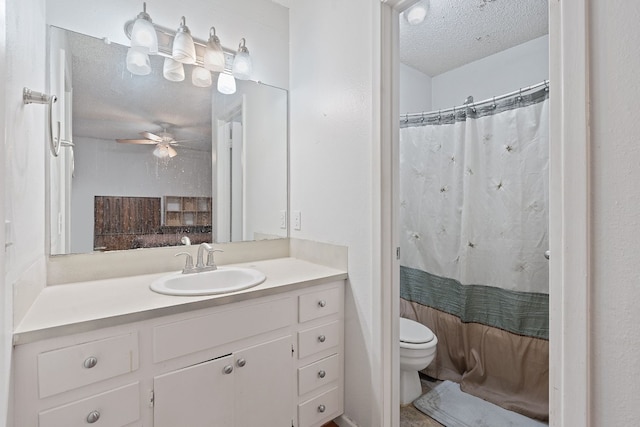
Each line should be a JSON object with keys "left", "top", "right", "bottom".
{"left": 400, "top": 368, "right": 423, "bottom": 405}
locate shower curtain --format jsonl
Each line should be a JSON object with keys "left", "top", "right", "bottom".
{"left": 399, "top": 87, "right": 549, "bottom": 420}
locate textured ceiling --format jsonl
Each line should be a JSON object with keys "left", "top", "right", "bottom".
{"left": 400, "top": 0, "right": 549, "bottom": 77}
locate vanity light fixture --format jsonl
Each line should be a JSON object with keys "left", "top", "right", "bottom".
{"left": 172, "top": 17, "right": 196, "bottom": 64}
{"left": 217, "top": 72, "right": 236, "bottom": 95}
{"left": 203, "top": 27, "right": 225, "bottom": 72}
{"left": 126, "top": 46, "right": 151, "bottom": 75}
{"left": 403, "top": 0, "right": 429, "bottom": 25}
{"left": 163, "top": 57, "right": 185, "bottom": 81}
{"left": 130, "top": 2, "right": 158, "bottom": 54}
{"left": 232, "top": 38, "right": 252, "bottom": 80}
{"left": 192, "top": 66, "right": 212, "bottom": 87}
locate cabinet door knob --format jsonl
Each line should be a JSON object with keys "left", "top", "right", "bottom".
{"left": 318, "top": 300, "right": 327, "bottom": 308}
{"left": 236, "top": 358, "right": 246, "bottom": 368}
{"left": 86, "top": 410, "right": 100, "bottom": 423}
{"left": 318, "top": 335, "right": 326, "bottom": 343}
{"left": 83, "top": 357, "right": 98, "bottom": 369}
{"left": 223, "top": 365, "right": 234, "bottom": 374}
{"left": 318, "top": 370, "right": 326, "bottom": 379}
{"left": 317, "top": 404, "right": 326, "bottom": 413}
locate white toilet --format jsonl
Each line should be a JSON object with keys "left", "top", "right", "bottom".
{"left": 399, "top": 317, "right": 438, "bottom": 405}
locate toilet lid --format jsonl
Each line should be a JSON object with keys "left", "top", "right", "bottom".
{"left": 400, "top": 317, "right": 435, "bottom": 344}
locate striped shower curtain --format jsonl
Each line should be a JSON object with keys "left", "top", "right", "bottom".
{"left": 399, "top": 87, "right": 549, "bottom": 420}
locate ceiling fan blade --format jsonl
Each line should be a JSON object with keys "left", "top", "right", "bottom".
{"left": 116, "top": 138, "right": 158, "bottom": 145}
{"left": 116, "top": 139, "right": 157, "bottom": 144}
{"left": 140, "top": 131, "right": 164, "bottom": 142}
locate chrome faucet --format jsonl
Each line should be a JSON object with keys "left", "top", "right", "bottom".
{"left": 176, "top": 243, "right": 224, "bottom": 274}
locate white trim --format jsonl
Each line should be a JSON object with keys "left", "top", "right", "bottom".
{"left": 548, "top": 0, "right": 590, "bottom": 425}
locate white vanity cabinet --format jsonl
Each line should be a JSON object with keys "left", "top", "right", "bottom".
{"left": 13, "top": 278, "right": 344, "bottom": 427}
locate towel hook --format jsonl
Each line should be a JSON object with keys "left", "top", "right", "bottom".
{"left": 404, "top": 113, "right": 409, "bottom": 124}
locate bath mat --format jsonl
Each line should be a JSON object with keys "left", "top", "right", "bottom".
{"left": 413, "top": 381, "right": 548, "bottom": 427}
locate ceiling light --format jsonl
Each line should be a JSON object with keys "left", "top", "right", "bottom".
{"left": 192, "top": 66, "right": 212, "bottom": 88}
{"left": 172, "top": 16, "right": 196, "bottom": 64}
{"left": 217, "top": 73, "right": 236, "bottom": 95}
{"left": 126, "top": 46, "right": 151, "bottom": 75}
{"left": 203, "top": 27, "right": 225, "bottom": 73}
{"left": 163, "top": 57, "right": 185, "bottom": 82}
{"left": 232, "top": 38, "right": 252, "bottom": 80}
{"left": 153, "top": 143, "right": 177, "bottom": 159}
{"left": 403, "top": 1, "right": 429, "bottom": 25}
{"left": 130, "top": 2, "right": 158, "bottom": 54}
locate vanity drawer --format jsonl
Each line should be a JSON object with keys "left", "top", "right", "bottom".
{"left": 298, "top": 287, "right": 342, "bottom": 323}
{"left": 298, "top": 321, "right": 340, "bottom": 359}
{"left": 37, "top": 333, "right": 138, "bottom": 398}
{"left": 298, "top": 386, "right": 340, "bottom": 427}
{"left": 154, "top": 297, "right": 294, "bottom": 362}
{"left": 298, "top": 353, "right": 340, "bottom": 396}
{"left": 38, "top": 382, "right": 140, "bottom": 427}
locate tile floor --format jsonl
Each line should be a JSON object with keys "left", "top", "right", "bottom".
{"left": 400, "top": 375, "right": 444, "bottom": 427}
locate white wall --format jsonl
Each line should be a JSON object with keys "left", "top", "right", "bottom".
{"left": 399, "top": 63, "right": 431, "bottom": 114}
{"left": 3, "top": 0, "right": 47, "bottom": 425}
{"left": 46, "top": 0, "right": 289, "bottom": 90}
{"left": 70, "top": 138, "right": 212, "bottom": 253}
{"left": 431, "top": 35, "right": 549, "bottom": 110}
{"left": 290, "top": 1, "right": 378, "bottom": 425}
{"left": 589, "top": 1, "right": 640, "bottom": 424}
{"left": 0, "top": 2, "right": 7, "bottom": 425}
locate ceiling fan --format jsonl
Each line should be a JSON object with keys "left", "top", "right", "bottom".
{"left": 116, "top": 129, "right": 179, "bottom": 158}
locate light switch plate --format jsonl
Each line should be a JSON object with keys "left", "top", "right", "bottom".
{"left": 293, "top": 211, "right": 301, "bottom": 230}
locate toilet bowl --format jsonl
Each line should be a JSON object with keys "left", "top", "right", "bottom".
{"left": 399, "top": 317, "right": 438, "bottom": 405}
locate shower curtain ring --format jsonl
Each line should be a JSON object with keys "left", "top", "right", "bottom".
{"left": 437, "top": 110, "right": 441, "bottom": 122}
{"left": 518, "top": 88, "right": 523, "bottom": 102}
{"left": 545, "top": 81, "right": 549, "bottom": 92}
{"left": 421, "top": 112, "right": 425, "bottom": 123}
{"left": 405, "top": 113, "right": 409, "bottom": 123}
{"left": 492, "top": 97, "right": 497, "bottom": 109}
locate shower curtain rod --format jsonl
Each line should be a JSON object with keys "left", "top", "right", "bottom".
{"left": 400, "top": 79, "right": 549, "bottom": 121}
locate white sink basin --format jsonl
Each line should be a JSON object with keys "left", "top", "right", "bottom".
{"left": 150, "top": 267, "right": 266, "bottom": 296}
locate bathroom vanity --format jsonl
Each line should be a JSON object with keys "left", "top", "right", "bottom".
{"left": 12, "top": 257, "right": 346, "bottom": 427}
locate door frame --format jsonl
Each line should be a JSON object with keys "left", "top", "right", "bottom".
{"left": 377, "top": 1, "right": 591, "bottom": 426}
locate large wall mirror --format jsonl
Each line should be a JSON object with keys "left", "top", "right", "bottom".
{"left": 47, "top": 0, "right": 289, "bottom": 256}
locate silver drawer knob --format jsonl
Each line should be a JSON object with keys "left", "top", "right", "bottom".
{"left": 318, "top": 404, "right": 326, "bottom": 413}
{"left": 86, "top": 410, "right": 100, "bottom": 423}
{"left": 318, "top": 370, "right": 326, "bottom": 379}
{"left": 83, "top": 357, "right": 98, "bottom": 369}
{"left": 223, "top": 365, "right": 233, "bottom": 374}
{"left": 236, "top": 358, "right": 246, "bottom": 368}
{"left": 318, "top": 335, "right": 326, "bottom": 343}
{"left": 318, "top": 300, "right": 327, "bottom": 308}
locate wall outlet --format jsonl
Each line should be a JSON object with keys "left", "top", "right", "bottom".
{"left": 293, "top": 210, "right": 301, "bottom": 230}
{"left": 279, "top": 210, "right": 287, "bottom": 229}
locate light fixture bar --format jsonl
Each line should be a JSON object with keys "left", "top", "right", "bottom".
{"left": 124, "top": 20, "right": 236, "bottom": 71}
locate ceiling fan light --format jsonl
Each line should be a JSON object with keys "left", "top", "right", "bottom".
{"left": 232, "top": 38, "right": 252, "bottom": 80}
{"left": 192, "top": 66, "right": 212, "bottom": 88}
{"left": 217, "top": 72, "right": 236, "bottom": 95}
{"left": 172, "top": 17, "right": 196, "bottom": 64}
{"left": 130, "top": 3, "right": 158, "bottom": 54}
{"left": 204, "top": 27, "right": 226, "bottom": 72}
{"left": 163, "top": 57, "right": 185, "bottom": 82}
{"left": 126, "top": 46, "right": 151, "bottom": 75}
{"left": 153, "top": 143, "right": 177, "bottom": 159}
{"left": 167, "top": 145, "right": 178, "bottom": 158}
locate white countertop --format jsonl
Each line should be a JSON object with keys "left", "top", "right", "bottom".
{"left": 14, "top": 257, "right": 347, "bottom": 345}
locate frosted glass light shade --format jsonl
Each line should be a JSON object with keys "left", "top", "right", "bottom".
{"left": 192, "top": 66, "right": 212, "bottom": 87}
{"left": 153, "top": 144, "right": 177, "bottom": 158}
{"left": 172, "top": 17, "right": 196, "bottom": 64}
{"left": 163, "top": 57, "right": 185, "bottom": 82}
{"left": 217, "top": 73, "right": 236, "bottom": 95}
{"left": 204, "top": 29, "right": 225, "bottom": 73}
{"left": 126, "top": 47, "right": 151, "bottom": 75}
{"left": 131, "top": 16, "right": 158, "bottom": 53}
{"left": 232, "top": 51, "right": 252, "bottom": 80}
{"left": 403, "top": 1, "right": 428, "bottom": 25}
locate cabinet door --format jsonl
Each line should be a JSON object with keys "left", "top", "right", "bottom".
{"left": 153, "top": 354, "right": 234, "bottom": 427}
{"left": 234, "top": 335, "right": 294, "bottom": 427}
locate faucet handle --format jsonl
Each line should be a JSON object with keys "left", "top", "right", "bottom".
{"left": 175, "top": 252, "right": 195, "bottom": 273}
{"left": 206, "top": 249, "right": 224, "bottom": 269}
